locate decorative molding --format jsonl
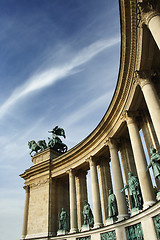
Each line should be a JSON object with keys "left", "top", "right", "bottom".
{"left": 30, "top": 179, "right": 49, "bottom": 188}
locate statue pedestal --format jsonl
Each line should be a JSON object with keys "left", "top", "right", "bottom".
{"left": 156, "top": 191, "right": 160, "bottom": 201}
{"left": 105, "top": 217, "right": 117, "bottom": 226}
{"left": 81, "top": 224, "right": 90, "bottom": 232}
{"left": 57, "top": 229, "right": 68, "bottom": 236}
{"left": 130, "top": 208, "right": 142, "bottom": 216}
{"left": 32, "top": 148, "right": 61, "bottom": 165}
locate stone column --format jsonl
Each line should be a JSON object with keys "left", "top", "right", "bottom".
{"left": 88, "top": 156, "right": 103, "bottom": 228}
{"left": 138, "top": 2, "right": 160, "bottom": 49}
{"left": 76, "top": 170, "right": 88, "bottom": 230}
{"left": 124, "top": 112, "right": 155, "bottom": 208}
{"left": 69, "top": 169, "right": 78, "bottom": 233}
{"left": 21, "top": 186, "right": 30, "bottom": 240}
{"left": 119, "top": 138, "right": 137, "bottom": 184}
{"left": 107, "top": 139, "right": 129, "bottom": 220}
{"left": 49, "top": 179, "right": 57, "bottom": 236}
{"left": 137, "top": 76, "right": 160, "bottom": 145}
{"left": 97, "top": 157, "right": 112, "bottom": 222}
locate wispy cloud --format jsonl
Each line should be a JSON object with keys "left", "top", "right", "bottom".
{"left": 0, "top": 36, "right": 120, "bottom": 120}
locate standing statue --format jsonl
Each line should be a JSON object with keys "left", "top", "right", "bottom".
{"left": 48, "top": 126, "right": 68, "bottom": 153}
{"left": 82, "top": 200, "right": 94, "bottom": 228}
{"left": 108, "top": 189, "right": 118, "bottom": 220}
{"left": 147, "top": 146, "right": 160, "bottom": 184}
{"left": 121, "top": 172, "right": 143, "bottom": 210}
{"left": 58, "top": 208, "right": 69, "bottom": 231}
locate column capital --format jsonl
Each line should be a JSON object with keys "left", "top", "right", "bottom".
{"left": 137, "top": 1, "right": 160, "bottom": 26}
{"left": 23, "top": 185, "right": 30, "bottom": 192}
{"left": 105, "top": 137, "right": 119, "bottom": 150}
{"left": 134, "top": 69, "right": 160, "bottom": 88}
{"left": 121, "top": 110, "right": 141, "bottom": 126}
{"left": 66, "top": 168, "right": 75, "bottom": 176}
{"left": 75, "top": 169, "right": 88, "bottom": 178}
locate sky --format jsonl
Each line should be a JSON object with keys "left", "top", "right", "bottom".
{"left": 0, "top": 0, "right": 121, "bottom": 239}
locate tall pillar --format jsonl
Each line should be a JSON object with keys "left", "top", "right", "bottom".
{"left": 21, "top": 186, "right": 30, "bottom": 240}
{"left": 107, "top": 139, "right": 129, "bottom": 220}
{"left": 137, "top": 75, "right": 160, "bottom": 144}
{"left": 69, "top": 169, "right": 78, "bottom": 233}
{"left": 124, "top": 112, "right": 155, "bottom": 208}
{"left": 49, "top": 179, "right": 57, "bottom": 236}
{"left": 97, "top": 156, "right": 112, "bottom": 222}
{"left": 119, "top": 138, "right": 137, "bottom": 184}
{"left": 76, "top": 170, "right": 88, "bottom": 230}
{"left": 88, "top": 156, "right": 103, "bottom": 228}
{"left": 138, "top": 2, "right": 160, "bottom": 49}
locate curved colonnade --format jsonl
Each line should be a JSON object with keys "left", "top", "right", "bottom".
{"left": 20, "top": 0, "right": 160, "bottom": 239}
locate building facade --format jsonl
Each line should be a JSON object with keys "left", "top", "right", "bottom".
{"left": 20, "top": 0, "right": 160, "bottom": 239}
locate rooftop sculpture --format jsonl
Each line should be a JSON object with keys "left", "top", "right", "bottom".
{"left": 28, "top": 126, "right": 68, "bottom": 156}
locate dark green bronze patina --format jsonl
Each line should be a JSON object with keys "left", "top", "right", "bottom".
{"left": 108, "top": 189, "right": 118, "bottom": 220}
{"left": 101, "top": 231, "right": 116, "bottom": 240}
{"left": 153, "top": 213, "right": 160, "bottom": 239}
{"left": 76, "top": 237, "right": 91, "bottom": 240}
{"left": 82, "top": 200, "right": 94, "bottom": 228}
{"left": 48, "top": 126, "right": 68, "bottom": 153}
{"left": 126, "top": 223, "right": 144, "bottom": 240}
{"left": 28, "top": 140, "right": 47, "bottom": 157}
{"left": 121, "top": 172, "right": 143, "bottom": 210}
{"left": 147, "top": 146, "right": 160, "bottom": 185}
{"left": 58, "top": 208, "right": 69, "bottom": 231}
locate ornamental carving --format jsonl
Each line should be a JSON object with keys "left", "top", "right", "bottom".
{"left": 101, "top": 231, "right": 116, "bottom": 240}
{"left": 76, "top": 237, "right": 91, "bottom": 240}
{"left": 153, "top": 213, "right": 160, "bottom": 239}
{"left": 30, "top": 179, "right": 49, "bottom": 188}
{"left": 126, "top": 223, "right": 144, "bottom": 240}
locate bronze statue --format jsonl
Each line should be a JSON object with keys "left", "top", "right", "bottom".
{"left": 121, "top": 172, "right": 143, "bottom": 210}
{"left": 82, "top": 200, "right": 94, "bottom": 228}
{"left": 108, "top": 189, "right": 118, "bottom": 219}
{"left": 147, "top": 146, "right": 160, "bottom": 184}
{"left": 28, "top": 140, "right": 47, "bottom": 157}
{"left": 58, "top": 208, "right": 69, "bottom": 231}
{"left": 48, "top": 126, "right": 68, "bottom": 153}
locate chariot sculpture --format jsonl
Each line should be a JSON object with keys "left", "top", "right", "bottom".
{"left": 28, "top": 126, "right": 68, "bottom": 156}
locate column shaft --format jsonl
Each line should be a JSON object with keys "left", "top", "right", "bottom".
{"left": 108, "top": 140, "right": 128, "bottom": 219}
{"left": 21, "top": 186, "right": 30, "bottom": 239}
{"left": 141, "top": 79, "right": 160, "bottom": 144}
{"left": 126, "top": 115, "right": 155, "bottom": 208}
{"left": 148, "top": 14, "right": 160, "bottom": 50}
{"left": 89, "top": 157, "right": 103, "bottom": 228}
{"left": 69, "top": 169, "right": 78, "bottom": 233}
{"left": 98, "top": 157, "right": 112, "bottom": 222}
{"left": 76, "top": 170, "right": 88, "bottom": 230}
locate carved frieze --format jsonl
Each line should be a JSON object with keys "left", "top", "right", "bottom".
{"left": 126, "top": 223, "right": 144, "bottom": 240}
{"left": 29, "top": 179, "right": 49, "bottom": 188}
{"left": 101, "top": 230, "right": 116, "bottom": 240}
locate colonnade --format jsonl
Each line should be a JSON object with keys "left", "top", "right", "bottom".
{"left": 55, "top": 69, "right": 160, "bottom": 233}
{"left": 20, "top": 1, "right": 160, "bottom": 238}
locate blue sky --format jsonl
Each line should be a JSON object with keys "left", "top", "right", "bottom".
{"left": 0, "top": 0, "right": 120, "bottom": 239}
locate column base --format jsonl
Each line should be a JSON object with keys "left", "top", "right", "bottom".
{"left": 69, "top": 228, "right": 78, "bottom": 234}
{"left": 156, "top": 191, "right": 160, "bottom": 201}
{"left": 81, "top": 224, "right": 90, "bottom": 232}
{"left": 118, "top": 214, "right": 129, "bottom": 221}
{"left": 130, "top": 208, "right": 142, "bottom": 216}
{"left": 93, "top": 222, "right": 103, "bottom": 229}
{"left": 143, "top": 201, "right": 156, "bottom": 210}
{"left": 105, "top": 217, "right": 118, "bottom": 226}
{"left": 57, "top": 229, "right": 68, "bottom": 236}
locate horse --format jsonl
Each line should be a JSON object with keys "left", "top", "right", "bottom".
{"left": 28, "top": 140, "right": 47, "bottom": 157}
